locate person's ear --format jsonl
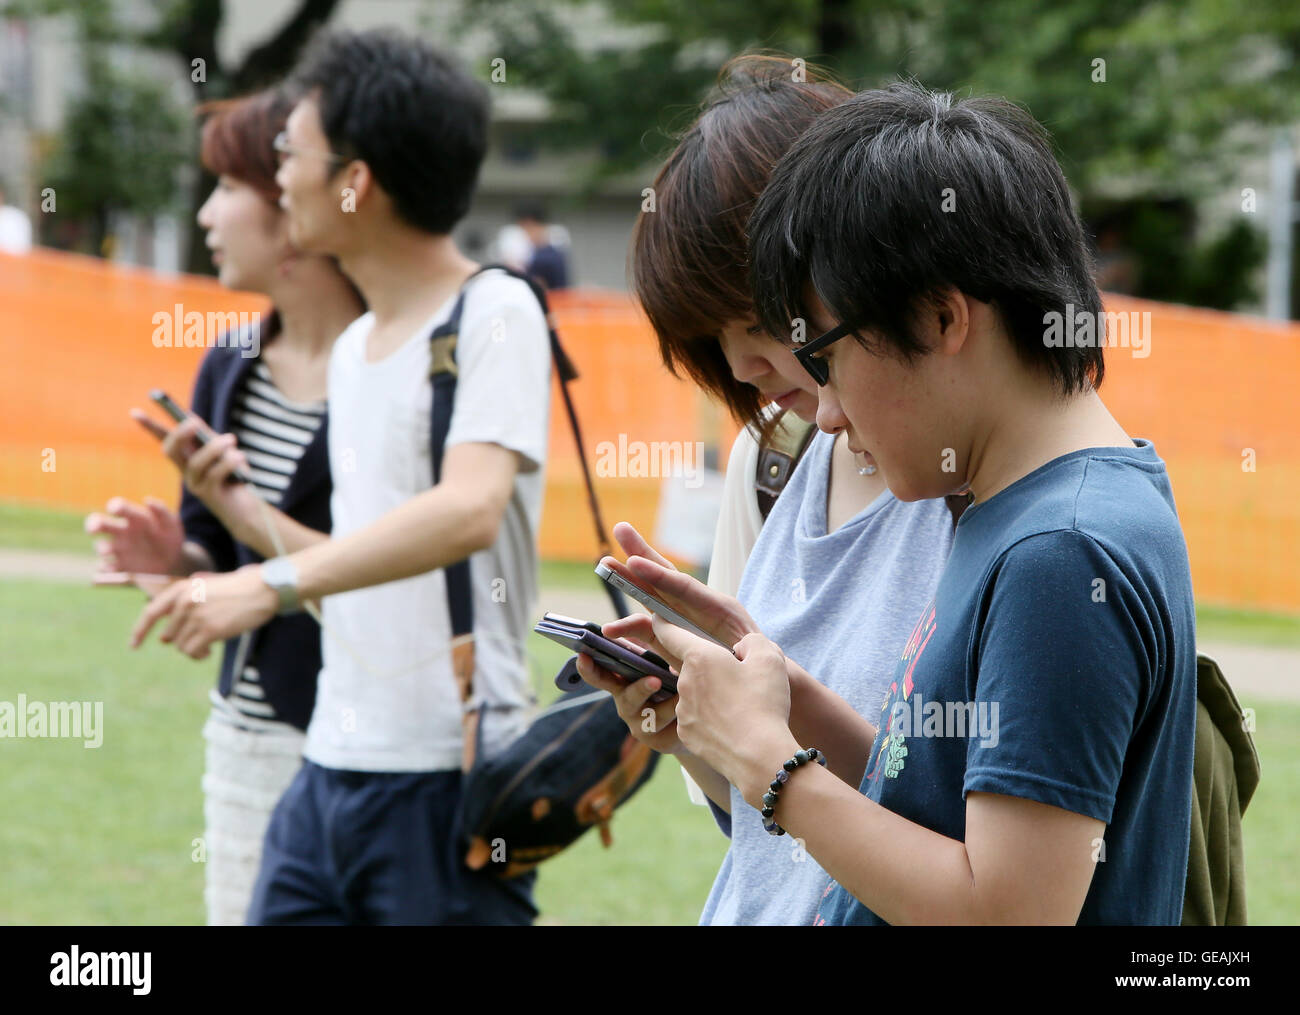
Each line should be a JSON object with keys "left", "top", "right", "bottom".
{"left": 931, "top": 288, "right": 972, "bottom": 358}
{"left": 338, "top": 160, "right": 371, "bottom": 213}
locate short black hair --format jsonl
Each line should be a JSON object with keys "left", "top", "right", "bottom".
{"left": 748, "top": 81, "right": 1104, "bottom": 393}
{"left": 289, "top": 28, "right": 489, "bottom": 234}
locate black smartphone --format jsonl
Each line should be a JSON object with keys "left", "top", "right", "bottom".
{"left": 149, "top": 389, "right": 253, "bottom": 484}
{"left": 536, "top": 612, "right": 677, "bottom": 698}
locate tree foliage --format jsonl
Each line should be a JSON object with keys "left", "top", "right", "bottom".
{"left": 42, "top": 58, "right": 189, "bottom": 251}
{"left": 463, "top": 0, "right": 1299, "bottom": 308}
{"left": 5, "top": 0, "right": 340, "bottom": 267}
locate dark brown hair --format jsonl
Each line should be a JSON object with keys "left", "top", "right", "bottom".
{"left": 197, "top": 89, "right": 294, "bottom": 203}
{"left": 629, "top": 54, "right": 851, "bottom": 434}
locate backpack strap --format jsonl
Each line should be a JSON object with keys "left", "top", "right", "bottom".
{"left": 447, "top": 264, "right": 629, "bottom": 615}
{"left": 429, "top": 265, "right": 630, "bottom": 766}
{"left": 427, "top": 282, "right": 479, "bottom": 769}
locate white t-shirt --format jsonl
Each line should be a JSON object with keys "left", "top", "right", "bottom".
{"left": 706, "top": 426, "right": 765, "bottom": 599}
{"left": 0, "top": 205, "right": 32, "bottom": 254}
{"left": 303, "top": 269, "right": 551, "bottom": 772}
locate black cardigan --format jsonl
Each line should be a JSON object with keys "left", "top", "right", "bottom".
{"left": 179, "top": 333, "right": 331, "bottom": 732}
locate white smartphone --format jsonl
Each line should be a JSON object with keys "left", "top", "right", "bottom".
{"left": 595, "top": 561, "right": 731, "bottom": 649}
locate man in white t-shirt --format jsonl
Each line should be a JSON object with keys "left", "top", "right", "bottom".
{"left": 132, "top": 30, "right": 550, "bottom": 924}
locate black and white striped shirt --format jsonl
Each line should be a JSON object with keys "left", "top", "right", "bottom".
{"left": 219, "top": 361, "right": 325, "bottom": 726}
{"left": 229, "top": 361, "right": 326, "bottom": 506}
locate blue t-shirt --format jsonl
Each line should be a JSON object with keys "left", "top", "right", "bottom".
{"left": 700, "top": 431, "right": 954, "bottom": 925}
{"left": 526, "top": 244, "right": 568, "bottom": 290}
{"left": 815, "top": 439, "right": 1197, "bottom": 925}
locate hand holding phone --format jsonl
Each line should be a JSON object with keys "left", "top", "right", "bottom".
{"left": 146, "top": 390, "right": 254, "bottom": 485}
{"left": 599, "top": 521, "right": 761, "bottom": 654}
{"left": 595, "top": 561, "right": 729, "bottom": 649}
{"left": 535, "top": 612, "right": 677, "bottom": 698}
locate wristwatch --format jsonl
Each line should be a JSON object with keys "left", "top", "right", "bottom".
{"left": 260, "top": 556, "right": 302, "bottom": 615}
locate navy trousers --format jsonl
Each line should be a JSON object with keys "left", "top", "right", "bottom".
{"left": 247, "top": 760, "right": 537, "bottom": 925}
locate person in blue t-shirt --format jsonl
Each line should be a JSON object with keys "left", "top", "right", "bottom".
{"left": 515, "top": 201, "right": 570, "bottom": 291}
{"left": 581, "top": 81, "right": 1196, "bottom": 925}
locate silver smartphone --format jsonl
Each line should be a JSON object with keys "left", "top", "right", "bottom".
{"left": 595, "top": 561, "right": 730, "bottom": 649}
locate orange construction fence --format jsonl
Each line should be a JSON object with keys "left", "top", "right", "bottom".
{"left": 2, "top": 248, "right": 1297, "bottom": 613}
{"left": 1088, "top": 294, "right": 1299, "bottom": 614}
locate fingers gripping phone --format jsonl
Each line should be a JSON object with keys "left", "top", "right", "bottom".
{"left": 149, "top": 389, "right": 254, "bottom": 485}
{"left": 594, "top": 561, "right": 730, "bottom": 649}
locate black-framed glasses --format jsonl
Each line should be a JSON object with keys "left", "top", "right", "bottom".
{"left": 794, "top": 321, "right": 856, "bottom": 386}
{"left": 272, "top": 131, "right": 348, "bottom": 168}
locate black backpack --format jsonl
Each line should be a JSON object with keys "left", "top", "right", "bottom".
{"left": 427, "top": 265, "right": 658, "bottom": 878}
{"left": 458, "top": 665, "right": 658, "bottom": 877}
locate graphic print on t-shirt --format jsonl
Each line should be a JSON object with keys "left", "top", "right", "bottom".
{"left": 866, "top": 600, "right": 937, "bottom": 785}
{"left": 812, "top": 878, "right": 836, "bottom": 927}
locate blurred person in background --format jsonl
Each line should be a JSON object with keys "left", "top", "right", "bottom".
{"left": 0, "top": 177, "right": 33, "bottom": 253}
{"left": 514, "top": 199, "right": 570, "bottom": 291}
{"left": 85, "top": 87, "right": 364, "bottom": 924}
{"left": 493, "top": 217, "right": 532, "bottom": 274}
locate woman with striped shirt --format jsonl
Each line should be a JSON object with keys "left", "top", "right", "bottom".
{"left": 86, "top": 88, "right": 363, "bottom": 924}
{"left": 216, "top": 358, "right": 327, "bottom": 720}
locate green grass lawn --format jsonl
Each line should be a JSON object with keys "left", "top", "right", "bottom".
{"left": 2, "top": 502, "right": 1298, "bottom": 924}
{"left": 0, "top": 501, "right": 93, "bottom": 554}
{"left": 0, "top": 578, "right": 725, "bottom": 925}
{"left": 7, "top": 499, "right": 1300, "bottom": 648}
{"left": 1, "top": 576, "right": 1296, "bottom": 925}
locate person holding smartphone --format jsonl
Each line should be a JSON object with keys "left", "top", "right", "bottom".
{"left": 588, "top": 82, "right": 1197, "bottom": 925}
{"left": 85, "top": 87, "right": 363, "bottom": 924}
{"left": 579, "top": 56, "right": 956, "bottom": 925}
{"left": 127, "top": 30, "right": 551, "bottom": 926}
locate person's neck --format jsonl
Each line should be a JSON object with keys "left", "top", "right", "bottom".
{"left": 338, "top": 226, "right": 477, "bottom": 328}
{"left": 964, "top": 381, "right": 1133, "bottom": 504}
{"left": 827, "top": 430, "right": 886, "bottom": 531}
{"left": 267, "top": 266, "right": 363, "bottom": 358}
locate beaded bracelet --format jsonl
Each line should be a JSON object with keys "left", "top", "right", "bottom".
{"left": 760, "top": 747, "right": 827, "bottom": 836}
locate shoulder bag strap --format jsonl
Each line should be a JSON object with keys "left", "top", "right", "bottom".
{"left": 754, "top": 414, "right": 818, "bottom": 521}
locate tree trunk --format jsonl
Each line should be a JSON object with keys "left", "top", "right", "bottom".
{"left": 178, "top": 0, "right": 344, "bottom": 273}
{"left": 817, "top": 0, "right": 853, "bottom": 58}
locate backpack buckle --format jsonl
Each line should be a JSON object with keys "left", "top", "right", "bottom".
{"left": 430, "top": 332, "right": 459, "bottom": 377}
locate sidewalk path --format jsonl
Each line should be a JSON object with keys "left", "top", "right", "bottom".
{"left": 4, "top": 548, "right": 1296, "bottom": 704}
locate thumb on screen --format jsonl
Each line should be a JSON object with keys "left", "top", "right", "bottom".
{"left": 650, "top": 612, "right": 703, "bottom": 662}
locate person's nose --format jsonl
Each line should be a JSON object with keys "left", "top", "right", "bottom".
{"left": 731, "top": 356, "right": 768, "bottom": 386}
{"left": 196, "top": 189, "right": 215, "bottom": 229}
{"left": 815, "top": 383, "right": 848, "bottom": 436}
